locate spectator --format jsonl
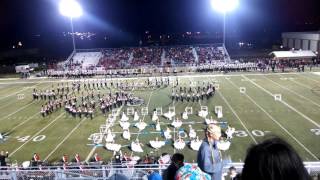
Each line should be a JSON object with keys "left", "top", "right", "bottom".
{"left": 223, "top": 166, "right": 239, "bottom": 180}
{"left": 163, "top": 153, "right": 184, "bottom": 180}
{"left": 0, "top": 151, "right": 8, "bottom": 168}
{"left": 241, "top": 137, "right": 310, "bottom": 180}
{"left": 31, "top": 153, "right": 40, "bottom": 166}
{"left": 197, "top": 124, "right": 223, "bottom": 180}
{"left": 148, "top": 170, "right": 162, "bottom": 180}
{"left": 175, "top": 163, "right": 211, "bottom": 180}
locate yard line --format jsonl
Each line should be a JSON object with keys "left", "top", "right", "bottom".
{"left": 134, "top": 90, "right": 154, "bottom": 142}
{"left": 44, "top": 118, "right": 88, "bottom": 161}
{"left": 9, "top": 112, "right": 65, "bottom": 157}
{"left": 243, "top": 75, "right": 320, "bottom": 129}
{"left": 279, "top": 74, "right": 313, "bottom": 90}
{"left": 0, "top": 82, "right": 41, "bottom": 100}
{"left": 226, "top": 78, "right": 319, "bottom": 160}
{"left": 85, "top": 106, "right": 124, "bottom": 162}
{"left": 85, "top": 79, "right": 143, "bottom": 162}
{"left": 217, "top": 91, "right": 258, "bottom": 144}
{"left": 4, "top": 112, "right": 40, "bottom": 136}
{"left": 0, "top": 83, "right": 52, "bottom": 122}
{"left": 298, "top": 73, "right": 320, "bottom": 84}
{"left": 263, "top": 76, "right": 320, "bottom": 108}
{"left": 0, "top": 101, "right": 37, "bottom": 122}
{"left": 290, "top": 79, "right": 313, "bottom": 89}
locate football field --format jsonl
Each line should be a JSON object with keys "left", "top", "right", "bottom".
{"left": 0, "top": 72, "right": 320, "bottom": 164}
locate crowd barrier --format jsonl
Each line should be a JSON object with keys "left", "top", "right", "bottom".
{"left": 0, "top": 162, "right": 319, "bottom": 180}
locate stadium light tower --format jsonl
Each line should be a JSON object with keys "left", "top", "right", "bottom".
{"left": 210, "top": 0, "right": 239, "bottom": 47}
{"left": 59, "top": 0, "right": 83, "bottom": 51}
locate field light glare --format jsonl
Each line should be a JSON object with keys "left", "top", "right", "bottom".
{"left": 210, "top": 0, "right": 239, "bottom": 13}
{"left": 59, "top": 0, "right": 83, "bottom": 18}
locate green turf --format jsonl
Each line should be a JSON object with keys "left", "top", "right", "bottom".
{"left": 0, "top": 72, "right": 320, "bottom": 164}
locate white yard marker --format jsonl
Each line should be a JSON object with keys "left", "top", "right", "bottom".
{"left": 0, "top": 84, "right": 38, "bottom": 100}
{"left": 185, "top": 107, "right": 193, "bottom": 115}
{"left": 126, "top": 107, "right": 135, "bottom": 116}
{"left": 141, "top": 107, "right": 148, "bottom": 116}
{"left": 227, "top": 78, "right": 319, "bottom": 160}
{"left": 0, "top": 83, "right": 51, "bottom": 122}
{"left": 265, "top": 76, "right": 320, "bottom": 108}
{"left": 156, "top": 107, "right": 163, "bottom": 115}
{"left": 215, "top": 84, "right": 220, "bottom": 90}
{"left": 243, "top": 75, "right": 320, "bottom": 129}
{"left": 44, "top": 118, "right": 88, "bottom": 161}
{"left": 274, "top": 94, "right": 282, "bottom": 101}
{"left": 217, "top": 91, "right": 258, "bottom": 144}
{"left": 240, "top": 87, "right": 246, "bottom": 94}
{"left": 17, "top": 94, "right": 25, "bottom": 100}
{"left": 9, "top": 113, "right": 65, "bottom": 157}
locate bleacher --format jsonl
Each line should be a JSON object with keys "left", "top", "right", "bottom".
{"left": 195, "top": 45, "right": 227, "bottom": 64}
{"left": 72, "top": 52, "right": 103, "bottom": 69}
{"left": 61, "top": 44, "right": 229, "bottom": 71}
{"left": 165, "top": 46, "right": 196, "bottom": 65}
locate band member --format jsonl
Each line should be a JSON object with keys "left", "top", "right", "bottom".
{"left": 74, "top": 153, "right": 81, "bottom": 164}
{"left": 41, "top": 105, "right": 46, "bottom": 117}
{"left": 77, "top": 107, "right": 82, "bottom": 118}
{"left": 62, "top": 154, "right": 68, "bottom": 164}
{"left": 88, "top": 107, "right": 94, "bottom": 119}
{"left": 93, "top": 153, "right": 102, "bottom": 162}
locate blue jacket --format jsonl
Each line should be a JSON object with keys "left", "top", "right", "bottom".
{"left": 197, "top": 139, "right": 222, "bottom": 174}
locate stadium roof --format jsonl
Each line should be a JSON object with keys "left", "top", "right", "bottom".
{"left": 269, "top": 50, "right": 317, "bottom": 60}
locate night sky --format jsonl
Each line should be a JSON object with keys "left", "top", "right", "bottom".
{"left": 0, "top": 0, "right": 319, "bottom": 50}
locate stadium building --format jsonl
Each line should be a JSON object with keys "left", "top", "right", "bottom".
{"left": 282, "top": 31, "right": 320, "bottom": 53}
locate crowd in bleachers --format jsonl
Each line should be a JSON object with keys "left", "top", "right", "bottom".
{"left": 99, "top": 49, "right": 131, "bottom": 69}
{"left": 131, "top": 47, "right": 163, "bottom": 66}
{"left": 166, "top": 46, "right": 195, "bottom": 65}
{"left": 195, "top": 46, "right": 226, "bottom": 64}
{"left": 62, "top": 44, "right": 227, "bottom": 71}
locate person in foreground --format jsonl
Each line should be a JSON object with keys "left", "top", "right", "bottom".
{"left": 241, "top": 137, "right": 311, "bottom": 180}
{"left": 197, "top": 124, "right": 222, "bottom": 180}
{"left": 163, "top": 153, "right": 184, "bottom": 180}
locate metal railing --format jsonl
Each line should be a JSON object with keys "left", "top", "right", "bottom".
{"left": 0, "top": 162, "right": 320, "bottom": 180}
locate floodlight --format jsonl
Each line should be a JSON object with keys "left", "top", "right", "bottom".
{"left": 59, "top": 0, "right": 83, "bottom": 18}
{"left": 210, "top": 0, "right": 239, "bottom": 13}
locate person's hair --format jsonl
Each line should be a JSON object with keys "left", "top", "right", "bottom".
{"left": 241, "top": 137, "right": 310, "bottom": 180}
{"left": 229, "top": 166, "right": 236, "bottom": 172}
{"left": 171, "top": 153, "right": 184, "bottom": 163}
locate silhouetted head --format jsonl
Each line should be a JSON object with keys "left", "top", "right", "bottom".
{"left": 241, "top": 137, "right": 310, "bottom": 180}
{"left": 171, "top": 153, "right": 184, "bottom": 168}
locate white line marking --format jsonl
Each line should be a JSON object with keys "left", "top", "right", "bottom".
{"left": 9, "top": 113, "right": 65, "bottom": 157}
{"left": 134, "top": 90, "right": 154, "bottom": 141}
{"left": 217, "top": 91, "right": 258, "bottom": 144}
{"left": 264, "top": 76, "right": 320, "bottom": 108}
{"left": 298, "top": 73, "right": 320, "bottom": 84}
{"left": 4, "top": 112, "right": 40, "bottom": 136}
{"left": 0, "top": 83, "right": 41, "bottom": 100}
{"left": 243, "top": 75, "right": 320, "bottom": 129}
{"left": 44, "top": 118, "right": 88, "bottom": 161}
{"left": 0, "top": 101, "right": 37, "bottom": 122}
{"left": 0, "top": 72, "right": 309, "bottom": 85}
{"left": 288, "top": 78, "right": 313, "bottom": 89}
{"left": 85, "top": 79, "right": 143, "bottom": 162}
{"left": 227, "top": 78, "right": 319, "bottom": 160}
